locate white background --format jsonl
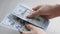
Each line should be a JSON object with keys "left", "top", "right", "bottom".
{"left": 0, "top": 0, "right": 60, "bottom": 34}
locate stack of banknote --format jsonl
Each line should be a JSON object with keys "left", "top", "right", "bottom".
{"left": 0, "top": 4, "right": 49, "bottom": 32}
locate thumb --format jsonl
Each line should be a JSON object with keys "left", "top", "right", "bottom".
{"left": 25, "top": 23, "right": 36, "bottom": 30}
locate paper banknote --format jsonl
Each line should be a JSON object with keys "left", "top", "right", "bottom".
{"left": 0, "top": 4, "right": 49, "bottom": 32}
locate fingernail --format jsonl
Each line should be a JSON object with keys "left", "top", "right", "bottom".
{"left": 27, "top": 16, "right": 35, "bottom": 19}
{"left": 27, "top": 15, "right": 32, "bottom": 18}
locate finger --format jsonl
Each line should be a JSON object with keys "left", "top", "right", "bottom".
{"left": 32, "top": 5, "right": 41, "bottom": 11}
{"left": 28, "top": 6, "right": 51, "bottom": 18}
{"left": 36, "top": 8, "right": 51, "bottom": 15}
{"left": 25, "top": 23, "right": 35, "bottom": 30}
{"left": 20, "top": 31, "right": 31, "bottom": 34}
{"left": 27, "top": 11, "right": 40, "bottom": 18}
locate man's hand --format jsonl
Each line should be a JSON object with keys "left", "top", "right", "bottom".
{"left": 20, "top": 4, "right": 60, "bottom": 34}
{"left": 20, "top": 23, "right": 46, "bottom": 34}
{"left": 27, "top": 4, "right": 60, "bottom": 19}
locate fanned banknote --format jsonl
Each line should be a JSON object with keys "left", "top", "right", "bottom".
{"left": 0, "top": 4, "right": 49, "bottom": 32}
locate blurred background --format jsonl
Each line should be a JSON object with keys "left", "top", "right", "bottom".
{"left": 0, "top": 0, "right": 60, "bottom": 34}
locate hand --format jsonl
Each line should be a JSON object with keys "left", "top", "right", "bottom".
{"left": 20, "top": 23, "right": 46, "bottom": 34}
{"left": 27, "top": 4, "right": 60, "bottom": 19}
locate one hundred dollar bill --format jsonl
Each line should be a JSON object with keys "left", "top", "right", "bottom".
{"left": 0, "top": 4, "right": 49, "bottom": 32}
